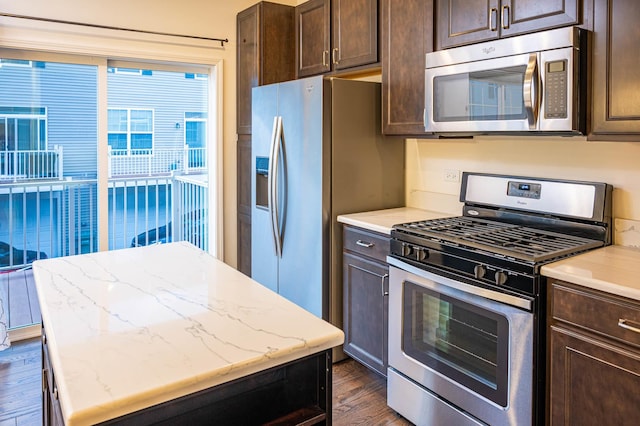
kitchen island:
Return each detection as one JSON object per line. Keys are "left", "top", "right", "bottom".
{"left": 33, "top": 242, "right": 344, "bottom": 425}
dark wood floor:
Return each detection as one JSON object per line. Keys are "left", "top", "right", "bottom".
{"left": 0, "top": 338, "right": 411, "bottom": 425}
{"left": 0, "top": 338, "right": 41, "bottom": 426}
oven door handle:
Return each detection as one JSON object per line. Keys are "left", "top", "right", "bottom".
{"left": 387, "top": 257, "right": 532, "bottom": 311}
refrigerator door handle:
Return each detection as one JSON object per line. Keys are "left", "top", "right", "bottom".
{"left": 267, "top": 116, "right": 280, "bottom": 256}
{"left": 271, "top": 116, "right": 284, "bottom": 258}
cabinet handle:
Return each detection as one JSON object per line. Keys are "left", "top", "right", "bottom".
{"left": 356, "top": 240, "right": 374, "bottom": 248}
{"left": 502, "top": 5, "right": 510, "bottom": 29}
{"left": 322, "top": 50, "right": 329, "bottom": 67}
{"left": 618, "top": 318, "right": 640, "bottom": 334}
{"left": 381, "top": 273, "right": 389, "bottom": 297}
{"left": 332, "top": 47, "right": 339, "bottom": 65}
{"left": 490, "top": 8, "right": 498, "bottom": 31}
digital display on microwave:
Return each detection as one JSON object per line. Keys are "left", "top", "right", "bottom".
{"left": 547, "top": 61, "right": 565, "bottom": 73}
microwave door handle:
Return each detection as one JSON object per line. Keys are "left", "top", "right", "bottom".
{"left": 523, "top": 53, "right": 540, "bottom": 130}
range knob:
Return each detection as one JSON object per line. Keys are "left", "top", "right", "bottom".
{"left": 415, "top": 248, "right": 428, "bottom": 261}
{"left": 401, "top": 243, "right": 413, "bottom": 257}
{"left": 473, "top": 265, "right": 486, "bottom": 279}
{"left": 494, "top": 271, "right": 508, "bottom": 286}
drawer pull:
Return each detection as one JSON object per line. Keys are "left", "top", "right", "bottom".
{"left": 356, "top": 240, "right": 374, "bottom": 248}
{"left": 618, "top": 318, "right": 640, "bottom": 334}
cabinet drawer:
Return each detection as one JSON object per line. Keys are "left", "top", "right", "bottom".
{"left": 343, "top": 226, "right": 390, "bottom": 263}
{"left": 551, "top": 281, "right": 640, "bottom": 348}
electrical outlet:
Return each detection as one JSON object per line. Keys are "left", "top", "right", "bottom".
{"left": 444, "top": 169, "right": 461, "bottom": 183}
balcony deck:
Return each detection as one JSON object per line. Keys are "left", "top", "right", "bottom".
{"left": 0, "top": 268, "right": 41, "bottom": 338}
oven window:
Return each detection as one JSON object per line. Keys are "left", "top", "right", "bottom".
{"left": 433, "top": 65, "right": 527, "bottom": 122}
{"left": 402, "top": 280, "right": 509, "bottom": 407}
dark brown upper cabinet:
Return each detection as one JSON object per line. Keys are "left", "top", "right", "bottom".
{"left": 589, "top": 0, "right": 640, "bottom": 141}
{"left": 435, "top": 0, "right": 580, "bottom": 50}
{"left": 295, "top": 0, "right": 379, "bottom": 78}
{"left": 381, "top": 0, "right": 434, "bottom": 136}
{"left": 236, "top": 2, "right": 295, "bottom": 135}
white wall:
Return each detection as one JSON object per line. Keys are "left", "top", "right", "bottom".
{"left": 0, "top": 0, "right": 297, "bottom": 267}
{"left": 406, "top": 135, "right": 640, "bottom": 245}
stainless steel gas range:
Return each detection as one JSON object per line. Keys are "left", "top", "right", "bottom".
{"left": 386, "top": 172, "right": 612, "bottom": 426}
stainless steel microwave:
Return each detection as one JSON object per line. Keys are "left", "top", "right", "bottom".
{"left": 424, "top": 27, "right": 587, "bottom": 135}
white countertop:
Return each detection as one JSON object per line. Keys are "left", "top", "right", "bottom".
{"left": 542, "top": 245, "right": 640, "bottom": 301}
{"left": 33, "top": 242, "right": 344, "bottom": 426}
{"left": 337, "top": 207, "right": 455, "bottom": 235}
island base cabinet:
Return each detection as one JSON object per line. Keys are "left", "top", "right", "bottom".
{"left": 43, "top": 328, "right": 333, "bottom": 426}
{"left": 42, "top": 331, "right": 64, "bottom": 426}
{"left": 549, "top": 326, "right": 640, "bottom": 425}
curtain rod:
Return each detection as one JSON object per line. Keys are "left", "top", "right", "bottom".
{"left": 0, "top": 13, "right": 229, "bottom": 46}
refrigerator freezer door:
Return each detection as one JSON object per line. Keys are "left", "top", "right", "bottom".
{"left": 275, "top": 76, "right": 326, "bottom": 319}
{"left": 251, "top": 83, "right": 279, "bottom": 293}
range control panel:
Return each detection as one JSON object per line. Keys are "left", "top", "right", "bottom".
{"left": 507, "top": 181, "right": 541, "bottom": 199}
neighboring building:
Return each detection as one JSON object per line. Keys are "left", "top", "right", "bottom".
{"left": 0, "top": 59, "right": 209, "bottom": 268}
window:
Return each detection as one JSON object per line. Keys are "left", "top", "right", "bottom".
{"left": 0, "top": 17, "right": 221, "bottom": 336}
{"left": 108, "top": 108, "right": 153, "bottom": 155}
{"left": 0, "top": 107, "right": 47, "bottom": 151}
{"left": 185, "top": 112, "right": 207, "bottom": 168}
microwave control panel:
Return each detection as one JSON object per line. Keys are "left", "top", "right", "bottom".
{"left": 544, "top": 60, "right": 568, "bottom": 119}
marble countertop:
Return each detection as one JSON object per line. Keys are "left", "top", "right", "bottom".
{"left": 33, "top": 242, "right": 344, "bottom": 426}
{"left": 337, "top": 207, "right": 456, "bottom": 235}
{"left": 542, "top": 245, "right": 640, "bottom": 301}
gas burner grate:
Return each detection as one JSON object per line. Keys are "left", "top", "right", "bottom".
{"left": 401, "top": 217, "right": 517, "bottom": 238}
{"left": 394, "top": 217, "right": 603, "bottom": 262}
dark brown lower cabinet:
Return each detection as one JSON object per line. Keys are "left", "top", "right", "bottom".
{"left": 342, "top": 225, "right": 390, "bottom": 377}
{"left": 42, "top": 331, "right": 64, "bottom": 426}
{"left": 548, "top": 281, "right": 640, "bottom": 425}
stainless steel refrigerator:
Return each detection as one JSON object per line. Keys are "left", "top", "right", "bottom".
{"left": 251, "top": 76, "right": 404, "bottom": 338}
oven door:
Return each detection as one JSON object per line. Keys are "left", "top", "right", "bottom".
{"left": 387, "top": 259, "right": 533, "bottom": 426}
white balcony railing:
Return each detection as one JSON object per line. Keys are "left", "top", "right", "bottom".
{"left": 0, "top": 146, "right": 63, "bottom": 182}
{"left": 1, "top": 173, "right": 209, "bottom": 270}
{"left": 108, "top": 146, "right": 206, "bottom": 177}
{"left": 0, "top": 146, "right": 206, "bottom": 182}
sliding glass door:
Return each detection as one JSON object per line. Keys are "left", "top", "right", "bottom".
{"left": 0, "top": 52, "right": 213, "bottom": 332}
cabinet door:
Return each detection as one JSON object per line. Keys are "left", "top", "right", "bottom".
{"left": 237, "top": 3, "right": 295, "bottom": 135}
{"left": 381, "top": 0, "right": 434, "bottom": 135}
{"left": 296, "top": 0, "right": 331, "bottom": 77}
{"left": 331, "top": 0, "right": 378, "bottom": 70}
{"left": 501, "top": 0, "right": 579, "bottom": 37}
{"left": 590, "top": 0, "right": 640, "bottom": 140}
{"left": 343, "top": 251, "right": 388, "bottom": 376}
{"left": 236, "top": 5, "right": 259, "bottom": 135}
{"left": 549, "top": 326, "right": 640, "bottom": 425}
{"left": 436, "top": 0, "right": 499, "bottom": 49}
{"left": 237, "top": 134, "right": 252, "bottom": 277}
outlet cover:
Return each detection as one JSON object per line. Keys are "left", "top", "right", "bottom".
{"left": 444, "top": 169, "right": 461, "bottom": 182}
